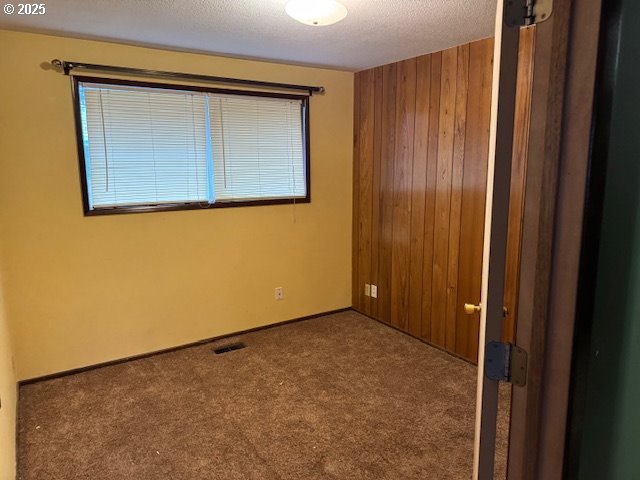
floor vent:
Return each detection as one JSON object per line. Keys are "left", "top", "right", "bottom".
{"left": 213, "top": 342, "right": 247, "bottom": 354}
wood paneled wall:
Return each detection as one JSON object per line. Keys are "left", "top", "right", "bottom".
{"left": 353, "top": 28, "right": 536, "bottom": 362}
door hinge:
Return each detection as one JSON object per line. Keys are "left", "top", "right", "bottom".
{"left": 505, "top": 0, "right": 553, "bottom": 27}
{"left": 484, "top": 341, "right": 528, "bottom": 386}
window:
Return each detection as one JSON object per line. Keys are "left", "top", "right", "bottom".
{"left": 73, "top": 77, "right": 310, "bottom": 214}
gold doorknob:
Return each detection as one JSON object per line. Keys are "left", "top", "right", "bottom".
{"left": 464, "top": 303, "right": 481, "bottom": 315}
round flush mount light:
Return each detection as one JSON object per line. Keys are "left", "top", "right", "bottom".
{"left": 285, "top": 0, "right": 348, "bottom": 26}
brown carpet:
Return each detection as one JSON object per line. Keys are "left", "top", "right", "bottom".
{"left": 17, "top": 311, "right": 509, "bottom": 480}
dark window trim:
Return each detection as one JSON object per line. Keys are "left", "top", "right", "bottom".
{"left": 71, "top": 75, "right": 311, "bottom": 216}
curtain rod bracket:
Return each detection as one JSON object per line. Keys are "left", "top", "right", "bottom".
{"left": 51, "top": 58, "right": 64, "bottom": 73}
{"left": 49, "top": 59, "right": 325, "bottom": 96}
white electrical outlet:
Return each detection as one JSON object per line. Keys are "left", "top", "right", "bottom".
{"left": 365, "top": 283, "right": 371, "bottom": 296}
{"left": 275, "top": 287, "right": 284, "bottom": 300}
{"left": 371, "top": 285, "right": 378, "bottom": 298}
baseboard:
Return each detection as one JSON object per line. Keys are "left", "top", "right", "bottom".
{"left": 349, "top": 307, "right": 478, "bottom": 366}
{"left": 13, "top": 380, "right": 19, "bottom": 480}
{"left": 19, "top": 307, "right": 351, "bottom": 386}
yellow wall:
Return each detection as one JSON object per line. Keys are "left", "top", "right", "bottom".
{"left": 0, "top": 30, "right": 354, "bottom": 380}
{"left": 0, "top": 256, "right": 17, "bottom": 480}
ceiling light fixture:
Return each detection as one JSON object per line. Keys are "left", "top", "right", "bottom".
{"left": 285, "top": 0, "right": 348, "bottom": 27}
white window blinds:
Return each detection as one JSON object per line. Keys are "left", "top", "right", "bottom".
{"left": 77, "top": 80, "right": 308, "bottom": 212}
{"left": 80, "top": 83, "right": 210, "bottom": 209}
{"left": 209, "top": 94, "right": 306, "bottom": 201}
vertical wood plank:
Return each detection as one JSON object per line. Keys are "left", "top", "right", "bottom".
{"left": 352, "top": 73, "right": 361, "bottom": 310}
{"left": 370, "top": 67, "right": 384, "bottom": 319}
{"left": 358, "top": 69, "right": 375, "bottom": 316}
{"left": 378, "top": 64, "right": 397, "bottom": 324}
{"left": 503, "top": 26, "right": 536, "bottom": 343}
{"left": 445, "top": 43, "right": 470, "bottom": 352}
{"left": 407, "top": 54, "right": 431, "bottom": 337}
{"left": 390, "top": 58, "right": 417, "bottom": 330}
{"left": 455, "top": 38, "right": 494, "bottom": 362}
{"left": 421, "top": 51, "right": 442, "bottom": 341}
{"left": 430, "top": 46, "right": 458, "bottom": 348}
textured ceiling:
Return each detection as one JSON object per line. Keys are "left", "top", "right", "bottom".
{"left": 0, "top": 0, "right": 497, "bottom": 71}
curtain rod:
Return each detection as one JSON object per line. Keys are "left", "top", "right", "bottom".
{"left": 50, "top": 59, "right": 325, "bottom": 96}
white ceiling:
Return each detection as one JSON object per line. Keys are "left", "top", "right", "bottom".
{"left": 0, "top": 0, "right": 497, "bottom": 71}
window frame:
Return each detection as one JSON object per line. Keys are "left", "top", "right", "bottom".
{"left": 71, "top": 76, "right": 311, "bottom": 216}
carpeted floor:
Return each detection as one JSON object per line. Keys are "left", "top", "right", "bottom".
{"left": 17, "top": 311, "right": 509, "bottom": 480}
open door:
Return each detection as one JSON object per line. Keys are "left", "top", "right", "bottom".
{"left": 472, "top": 0, "right": 549, "bottom": 478}
{"left": 474, "top": 0, "right": 604, "bottom": 476}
